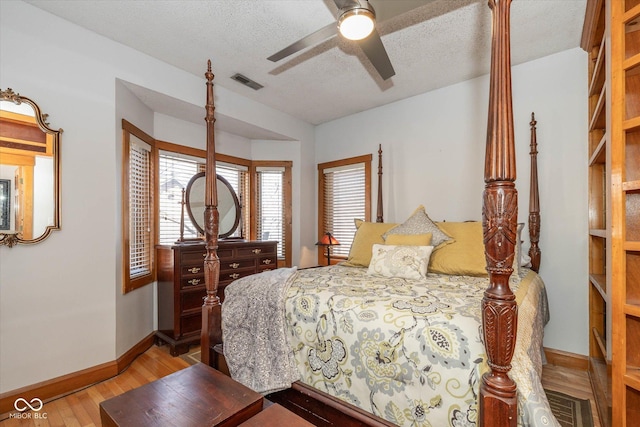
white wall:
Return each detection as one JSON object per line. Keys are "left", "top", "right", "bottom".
{"left": 316, "top": 48, "right": 589, "bottom": 355}
{"left": 0, "top": 0, "right": 315, "bottom": 393}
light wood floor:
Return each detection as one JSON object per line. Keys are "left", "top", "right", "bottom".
{"left": 0, "top": 345, "right": 601, "bottom": 427}
{"left": 0, "top": 345, "right": 190, "bottom": 426}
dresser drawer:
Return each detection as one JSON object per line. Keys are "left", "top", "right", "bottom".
{"left": 258, "top": 256, "right": 276, "bottom": 268}
{"left": 217, "top": 248, "right": 234, "bottom": 259}
{"left": 219, "top": 268, "right": 256, "bottom": 283}
{"left": 181, "top": 276, "right": 205, "bottom": 289}
{"left": 181, "top": 249, "right": 206, "bottom": 265}
{"left": 180, "top": 264, "right": 204, "bottom": 276}
{"left": 180, "top": 312, "right": 202, "bottom": 336}
{"left": 236, "top": 244, "right": 276, "bottom": 258}
{"left": 181, "top": 288, "right": 206, "bottom": 312}
{"left": 220, "top": 258, "right": 256, "bottom": 272}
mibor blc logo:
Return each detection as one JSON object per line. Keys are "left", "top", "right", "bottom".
{"left": 10, "top": 397, "right": 48, "bottom": 419}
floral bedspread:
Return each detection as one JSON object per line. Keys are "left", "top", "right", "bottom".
{"left": 283, "top": 265, "right": 559, "bottom": 427}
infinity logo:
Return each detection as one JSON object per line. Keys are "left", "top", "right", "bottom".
{"left": 14, "top": 397, "right": 43, "bottom": 412}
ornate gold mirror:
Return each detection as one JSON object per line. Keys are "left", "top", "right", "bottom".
{"left": 185, "top": 172, "right": 241, "bottom": 239}
{"left": 0, "top": 88, "right": 62, "bottom": 247}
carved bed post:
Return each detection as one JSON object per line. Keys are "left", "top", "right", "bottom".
{"left": 376, "top": 144, "right": 383, "bottom": 223}
{"left": 528, "top": 113, "right": 541, "bottom": 272}
{"left": 200, "top": 60, "right": 222, "bottom": 366}
{"left": 480, "top": 0, "right": 518, "bottom": 426}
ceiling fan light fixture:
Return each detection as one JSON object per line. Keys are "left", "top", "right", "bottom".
{"left": 338, "top": 7, "right": 375, "bottom": 41}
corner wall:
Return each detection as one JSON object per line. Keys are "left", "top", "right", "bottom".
{"left": 0, "top": 0, "right": 315, "bottom": 393}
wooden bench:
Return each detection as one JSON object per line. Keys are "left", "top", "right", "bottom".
{"left": 239, "top": 404, "right": 315, "bottom": 426}
{"left": 100, "top": 363, "right": 262, "bottom": 426}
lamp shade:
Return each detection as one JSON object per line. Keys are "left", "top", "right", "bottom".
{"left": 316, "top": 232, "right": 340, "bottom": 246}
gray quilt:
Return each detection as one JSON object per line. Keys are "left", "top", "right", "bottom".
{"left": 221, "top": 266, "right": 300, "bottom": 394}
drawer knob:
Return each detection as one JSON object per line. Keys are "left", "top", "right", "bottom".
{"left": 230, "top": 273, "right": 240, "bottom": 279}
{"left": 188, "top": 278, "right": 201, "bottom": 286}
{"left": 262, "top": 259, "right": 272, "bottom": 265}
{"left": 188, "top": 267, "right": 201, "bottom": 274}
{"left": 229, "top": 262, "right": 240, "bottom": 269}
{"left": 252, "top": 248, "right": 262, "bottom": 254}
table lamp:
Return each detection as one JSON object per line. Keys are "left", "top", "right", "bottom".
{"left": 316, "top": 232, "right": 340, "bottom": 266}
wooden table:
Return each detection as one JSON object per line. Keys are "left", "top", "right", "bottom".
{"left": 239, "top": 403, "right": 315, "bottom": 426}
{"left": 99, "top": 363, "right": 262, "bottom": 427}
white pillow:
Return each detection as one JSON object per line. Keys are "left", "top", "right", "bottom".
{"left": 367, "top": 244, "right": 434, "bottom": 280}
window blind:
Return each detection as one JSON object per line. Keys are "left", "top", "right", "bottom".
{"left": 323, "top": 164, "right": 365, "bottom": 256}
{"left": 158, "top": 153, "right": 202, "bottom": 244}
{"left": 256, "top": 168, "right": 284, "bottom": 258}
{"left": 129, "top": 141, "right": 152, "bottom": 279}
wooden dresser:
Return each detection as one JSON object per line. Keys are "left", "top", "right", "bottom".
{"left": 156, "top": 239, "right": 278, "bottom": 355}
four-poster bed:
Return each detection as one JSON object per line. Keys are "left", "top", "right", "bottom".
{"left": 199, "top": 1, "right": 551, "bottom": 426}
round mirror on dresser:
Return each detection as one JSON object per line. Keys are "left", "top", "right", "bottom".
{"left": 0, "top": 88, "right": 62, "bottom": 247}
{"left": 185, "top": 171, "right": 241, "bottom": 239}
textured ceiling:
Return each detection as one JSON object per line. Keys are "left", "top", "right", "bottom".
{"left": 24, "top": 0, "right": 587, "bottom": 127}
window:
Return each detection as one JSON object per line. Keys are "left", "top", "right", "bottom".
{"left": 318, "top": 155, "right": 371, "bottom": 263}
{"left": 122, "top": 119, "right": 294, "bottom": 290}
{"left": 122, "top": 120, "right": 155, "bottom": 293}
{"left": 252, "top": 161, "right": 292, "bottom": 267}
{"left": 216, "top": 160, "right": 248, "bottom": 239}
{"left": 158, "top": 152, "right": 203, "bottom": 244}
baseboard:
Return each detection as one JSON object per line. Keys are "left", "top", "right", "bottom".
{"left": 116, "top": 332, "right": 156, "bottom": 372}
{"left": 0, "top": 332, "right": 155, "bottom": 416}
{"left": 544, "top": 347, "right": 589, "bottom": 371}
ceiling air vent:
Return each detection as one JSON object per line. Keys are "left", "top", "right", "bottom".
{"left": 230, "top": 73, "right": 264, "bottom": 91}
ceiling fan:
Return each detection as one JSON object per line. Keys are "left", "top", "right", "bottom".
{"left": 267, "top": 0, "right": 428, "bottom": 81}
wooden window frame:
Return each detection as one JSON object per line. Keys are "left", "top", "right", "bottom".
{"left": 318, "top": 154, "right": 372, "bottom": 266}
{"left": 122, "top": 120, "right": 156, "bottom": 293}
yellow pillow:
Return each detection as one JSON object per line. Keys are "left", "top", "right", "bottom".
{"left": 384, "top": 233, "right": 432, "bottom": 246}
{"left": 428, "top": 221, "right": 487, "bottom": 276}
{"left": 343, "top": 220, "right": 398, "bottom": 267}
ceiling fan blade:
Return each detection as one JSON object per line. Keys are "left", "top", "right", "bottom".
{"left": 267, "top": 22, "right": 337, "bottom": 62}
{"left": 358, "top": 29, "right": 395, "bottom": 80}
{"left": 371, "top": 0, "right": 431, "bottom": 23}
{"left": 333, "top": 0, "right": 360, "bottom": 9}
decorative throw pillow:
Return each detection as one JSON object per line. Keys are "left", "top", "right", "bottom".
{"left": 382, "top": 205, "right": 452, "bottom": 248}
{"left": 367, "top": 244, "right": 434, "bottom": 280}
{"left": 428, "top": 221, "right": 488, "bottom": 276}
{"left": 342, "top": 220, "right": 398, "bottom": 267}
{"left": 384, "top": 233, "right": 432, "bottom": 246}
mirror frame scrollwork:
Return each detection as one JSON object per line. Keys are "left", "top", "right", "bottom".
{"left": 0, "top": 88, "right": 62, "bottom": 247}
